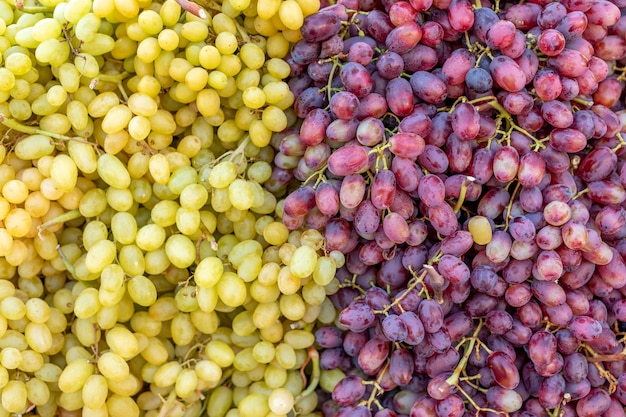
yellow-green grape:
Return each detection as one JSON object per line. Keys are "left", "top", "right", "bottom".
{"left": 205, "top": 339, "right": 235, "bottom": 368}
{"left": 288, "top": 245, "right": 317, "bottom": 279}
{"left": 82, "top": 374, "right": 108, "bottom": 409}
{"left": 1, "top": 379, "right": 27, "bottom": 413}
{"left": 268, "top": 387, "right": 295, "bottom": 415}
{"left": 238, "top": 393, "right": 270, "bottom": 417}
{"left": 85, "top": 239, "right": 116, "bottom": 274}
{"left": 127, "top": 275, "right": 157, "bottom": 307}
{"left": 216, "top": 271, "right": 247, "bottom": 307}
{"left": 98, "top": 351, "right": 130, "bottom": 382}
{"left": 312, "top": 256, "right": 336, "bottom": 286}
{"left": 58, "top": 359, "right": 95, "bottom": 393}
{"left": 468, "top": 215, "right": 493, "bottom": 245}
{"left": 207, "top": 386, "right": 233, "bottom": 417}
{"left": 275, "top": 343, "right": 297, "bottom": 369}
{"left": 194, "top": 256, "right": 224, "bottom": 288}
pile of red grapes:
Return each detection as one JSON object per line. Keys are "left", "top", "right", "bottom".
{"left": 274, "top": 0, "right": 626, "bottom": 415}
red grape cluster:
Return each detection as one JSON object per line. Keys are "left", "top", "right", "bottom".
{"left": 275, "top": 0, "right": 626, "bottom": 415}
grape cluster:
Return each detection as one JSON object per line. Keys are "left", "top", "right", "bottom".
{"left": 0, "top": 0, "right": 354, "bottom": 415}
{"left": 278, "top": 0, "right": 626, "bottom": 416}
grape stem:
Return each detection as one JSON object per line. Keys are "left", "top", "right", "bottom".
{"left": 503, "top": 181, "right": 521, "bottom": 231}
{"left": 445, "top": 320, "right": 484, "bottom": 388}
{"left": 56, "top": 244, "right": 77, "bottom": 279}
{"left": 38, "top": 209, "right": 82, "bottom": 234}
{"left": 174, "top": 0, "right": 208, "bottom": 19}
{"left": 294, "top": 346, "right": 320, "bottom": 402}
{"left": 423, "top": 265, "right": 444, "bottom": 304}
{"left": 89, "top": 72, "right": 130, "bottom": 90}
{"left": 612, "top": 132, "right": 626, "bottom": 153}
{"left": 453, "top": 176, "right": 476, "bottom": 214}
{"left": 157, "top": 391, "right": 178, "bottom": 417}
{"left": 0, "top": 114, "right": 98, "bottom": 148}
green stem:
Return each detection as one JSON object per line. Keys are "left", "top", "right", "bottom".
{"left": 446, "top": 320, "right": 484, "bottom": 387}
{"left": 453, "top": 176, "right": 475, "bottom": 214}
{"left": 294, "top": 347, "right": 320, "bottom": 402}
{"left": 38, "top": 209, "right": 82, "bottom": 232}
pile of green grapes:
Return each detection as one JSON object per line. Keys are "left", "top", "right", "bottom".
{"left": 0, "top": 0, "right": 339, "bottom": 415}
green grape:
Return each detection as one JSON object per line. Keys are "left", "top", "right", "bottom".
{"left": 268, "top": 388, "right": 294, "bottom": 415}
{"left": 98, "top": 351, "right": 130, "bottom": 382}
{"left": 238, "top": 393, "right": 270, "bottom": 417}
{"left": 127, "top": 275, "right": 157, "bottom": 307}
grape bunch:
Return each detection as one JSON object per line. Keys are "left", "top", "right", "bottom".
{"left": 277, "top": 0, "right": 626, "bottom": 415}
{"left": 0, "top": 0, "right": 358, "bottom": 415}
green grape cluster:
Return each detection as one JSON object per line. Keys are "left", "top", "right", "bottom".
{"left": 0, "top": 0, "right": 333, "bottom": 414}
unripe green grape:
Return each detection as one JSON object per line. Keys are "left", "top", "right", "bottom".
{"left": 148, "top": 153, "right": 170, "bottom": 184}
{"left": 96, "top": 153, "right": 131, "bottom": 189}
{"left": 97, "top": 351, "right": 130, "bottom": 383}
{"left": 195, "top": 285, "right": 218, "bottom": 313}
{"left": 158, "top": 29, "right": 179, "bottom": 51}
{"left": 24, "top": 376, "right": 50, "bottom": 406}
{"left": 216, "top": 271, "right": 247, "bottom": 307}
{"left": 137, "top": 10, "right": 163, "bottom": 35}
{"left": 227, "top": 178, "right": 255, "bottom": 211}
{"left": 4, "top": 52, "right": 30, "bottom": 78}
{"left": 88, "top": 91, "right": 119, "bottom": 118}
{"left": 237, "top": 393, "right": 269, "bottom": 417}
{"left": 84, "top": 239, "right": 116, "bottom": 274}
{"left": 73, "top": 287, "right": 101, "bottom": 319}
{"left": 172, "top": 368, "right": 197, "bottom": 399}
{"left": 252, "top": 301, "right": 280, "bottom": 330}
{"left": 0, "top": 295, "right": 25, "bottom": 320}
{"left": 199, "top": 45, "right": 221, "bottom": 70}
{"left": 118, "top": 245, "right": 145, "bottom": 276}
{"left": 268, "top": 388, "right": 294, "bottom": 415}
{"left": 58, "top": 359, "right": 95, "bottom": 393}
{"left": 207, "top": 386, "right": 233, "bottom": 417}
{"left": 74, "top": 53, "right": 100, "bottom": 78}
{"left": 150, "top": 200, "right": 178, "bottom": 227}
{"left": 205, "top": 339, "right": 235, "bottom": 368}
{"left": 97, "top": 304, "right": 120, "bottom": 329}
{"left": 136, "top": 37, "right": 161, "bottom": 63}
{"left": 135, "top": 223, "right": 166, "bottom": 251}
{"left": 0, "top": 346, "right": 21, "bottom": 369}
{"left": 237, "top": 254, "right": 263, "bottom": 282}
{"left": 107, "top": 395, "right": 140, "bottom": 417}
{"left": 82, "top": 374, "right": 108, "bottom": 409}
{"left": 194, "top": 359, "right": 221, "bottom": 385}
{"left": 168, "top": 165, "right": 198, "bottom": 195}
{"left": 127, "top": 275, "right": 157, "bottom": 307}
{"left": 74, "top": 13, "right": 101, "bottom": 42}
{"left": 140, "top": 337, "right": 168, "bottom": 366}
{"left": 32, "top": 18, "right": 63, "bottom": 41}
{"left": 164, "top": 234, "right": 196, "bottom": 268}
{"left": 1, "top": 379, "right": 27, "bottom": 413}
{"left": 127, "top": 92, "right": 158, "bottom": 117}
{"left": 289, "top": 245, "right": 317, "bottom": 279}
{"left": 175, "top": 206, "right": 200, "bottom": 235}
{"left": 279, "top": 293, "right": 306, "bottom": 321}
{"left": 171, "top": 312, "right": 194, "bottom": 345}
{"left": 112, "top": 0, "right": 138, "bottom": 17}
{"left": 174, "top": 285, "right": 198, "bottom": 313}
